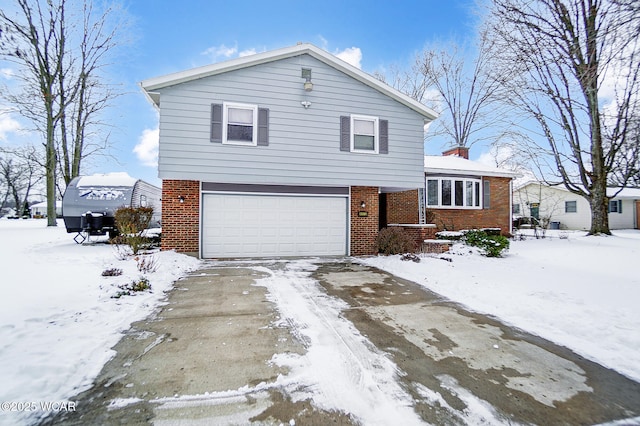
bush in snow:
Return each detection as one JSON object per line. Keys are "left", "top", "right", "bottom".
{"left": 112, "top": 277, "right": 151, "bottom": 298}
{"left": 377, "top": 227, "right": 417, "bottom": 255}
{"left": 136, "top": 254, "right": 158, "bottom": 273}
{"left": 462, "top": 229, "right": 509, "bottom": 258}
{"left": 101, "top": 267, "right": 123, "bottom": 277}
{"left": 113, "top": 206, "right": 155, "bottom": 255}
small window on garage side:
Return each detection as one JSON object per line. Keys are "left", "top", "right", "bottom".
{"left": 140, "top": 195, "right": 147, "bottom": 207}
{"left": 565, "top": 200, "right": 577, "bottom": 213}
{"left": 223, "top": 102, "right": 258, "bottom": 145}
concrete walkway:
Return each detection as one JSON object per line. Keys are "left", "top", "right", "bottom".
{"left": 43, "top": 260, "right": 640, "bottom": 425}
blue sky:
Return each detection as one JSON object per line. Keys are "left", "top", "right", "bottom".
{"left": 1, "top": 0, "right": 482, "bottom": 187}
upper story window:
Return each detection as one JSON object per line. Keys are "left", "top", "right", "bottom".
{"left": 223, "top": 102, "right": 258, "bottom": 145}
{"left": 211, "top": 103, "right": 269, "bottom": 146}
{"left": 351, "top": 115, "right": 379, "bottom": 152}
{"left": 426, "top": 177, "right": 482, "bottom": 209}
{"left": 340, "top": 115, "right": 388, "bottom": 154}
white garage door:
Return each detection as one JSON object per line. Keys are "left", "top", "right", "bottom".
{"left": 202, "top": 193, "right": 348, "bottom": 258}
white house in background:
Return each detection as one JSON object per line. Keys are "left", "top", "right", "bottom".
{"left": 29, "top": 201, "right": 62, "bottom": 218}
{"left": 513, "top": 182, "right": 640, "bottom": 230}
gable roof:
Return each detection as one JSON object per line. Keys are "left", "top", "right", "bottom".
{"left": 424, "top": 155, "right": 520, "bottom": 178}
{"left": 139, "top": 43, "right": 438, "bottom": 123}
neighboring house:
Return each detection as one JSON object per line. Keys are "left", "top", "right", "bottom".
{"left": 385, "top": 147, "right": 520, "bottom": 240}
{"left": 513, "top": 182, "right": 640, "bottom": 230}
{"left": 29, "top": 201, "right": 62, "bottom": 218}
{"left": 140, "top": 43, "right": 437, "bottom": 258}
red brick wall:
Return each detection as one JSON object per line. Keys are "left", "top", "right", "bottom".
{"left": 161, "top": 180, "right": 200, "bottom": 254}
{"left": 350, "top": 186, "right": 379, "bottom": 256}
{"left": 387, "top": 177, "right": 513, "bottom": 236}
{"left": 386, "top": 190, "right": 420, "bottom": 224}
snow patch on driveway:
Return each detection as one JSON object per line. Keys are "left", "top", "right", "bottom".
{"left": 252, "top": 259, "right": 424, "bottom": 425}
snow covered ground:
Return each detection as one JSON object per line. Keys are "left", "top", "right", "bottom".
{"left": 0, "top": 219, "right": 201, "bottom": 425}
{"left": 0, "top": 218, "right": 638, "bottom": 425}
{"left": 362, "top": 229, "right": 640, "bottom": 384}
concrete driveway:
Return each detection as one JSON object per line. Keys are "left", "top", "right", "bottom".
{"left": 43, "top": 259, "right": 640, "bottom": 425}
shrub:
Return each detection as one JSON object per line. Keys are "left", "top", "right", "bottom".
{"left": 114, "top": 206, "right": 154, "bottom": 255}
{"left": 112, "top": 277, "right": 151, "bottom": 298}
{"left": 462, "top": 229, "right": 509, "bottom": 257}
{"left": 101, "top": 267, "right": 123, "bottom": 277}
{"left": 136, "top": 255, "right": 158, "bottom": 273}
{"left": 377, "top": 227, "right": 417, "bottom": 255}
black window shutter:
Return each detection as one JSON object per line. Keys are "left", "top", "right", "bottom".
{"left": 211, "top": 103, "right": 223, "bottom": 143}
{"left": 618, "top": 200, "right": 622, "bottom": 214}
{"left": 379, "top": 119, "right": 388, "bottom": 154}
{"left": 340, "top": 116, "right": 350, "bottom": 151}
{"left": 483, "top": 179, "right": 491, "bottom": 209}
{"left": 257, "top": 108, "right": 269, "bottom": 146}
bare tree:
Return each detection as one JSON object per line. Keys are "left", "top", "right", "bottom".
{"left": 377, "top": 31, "right": 504, "bottom": 149}
{"left": 486, "top": 0, "right": 640, "bottom": 235}
{"left": 0, "top": 0, "right": 127, "bottom": 226}
{"left": 0, "top": 146, "right": 43, "bottom": 217}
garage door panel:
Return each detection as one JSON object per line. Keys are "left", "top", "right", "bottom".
{"left": 202, "top": 194, "right": 347, "bottom": 258}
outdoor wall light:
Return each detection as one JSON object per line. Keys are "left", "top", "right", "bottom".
{"left": 301, "top": 100, "right": 312, "bottom": 109}
{"left": 304, "top": 78, "right": 314, "bottom": 92}
{"left": 360, "top": 201, "right": 366, "bottom": 209}
{"left": 178, "top": 196, "right": 185, "bottom": 203}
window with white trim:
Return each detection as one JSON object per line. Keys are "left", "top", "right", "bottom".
{"left": 351, "top": 115, "right": 379, "bottom": 153}
{"left": 565, "top": 200, "right": 577, "bottom": 213}
{"left": 223, "top": 102, "right": 258, "bottom": 145}
{"left": 426, "top": 177, "right": 482, "bottom": 209}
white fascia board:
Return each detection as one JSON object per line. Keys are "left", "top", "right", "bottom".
{"left": 139, "top": 43, "right": 438, "bottom": 122}
{"left": 425, "top": 167, "right": 519, "bottom": 178}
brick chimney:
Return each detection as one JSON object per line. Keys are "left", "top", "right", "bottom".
{"left": 442, "top": 146, "right": 469, "bottom": 159}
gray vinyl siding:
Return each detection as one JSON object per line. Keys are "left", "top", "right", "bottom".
{"left": 155, "top": 54, "right": 426, "bottom": 189}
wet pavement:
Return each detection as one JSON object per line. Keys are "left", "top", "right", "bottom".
{"left": 42, "top": 259, "right": 640, "bottom": 425}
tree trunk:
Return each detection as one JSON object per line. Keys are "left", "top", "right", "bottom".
{"left": 46, "top": 117, "right": 57, "bottom": 226}
{"left": 589, "top": 181, "right": 610, "bottom": 235}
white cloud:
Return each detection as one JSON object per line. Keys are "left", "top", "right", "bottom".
{"left": 334, "top": 47, "right": 362, "bottom": 69}
{"left": 201, "top": 43, "right": 238, "bottom": 61}
{"left": 133, "top": 128, "right": 159, "bottom": 167}
{"left": 0, "top": 108, "right": 22, "bottom": 141}
{"left": 238, "top": 48, "right": 257, "bottom": 57}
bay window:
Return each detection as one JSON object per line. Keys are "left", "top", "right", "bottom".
{"left": 426, "top": 177, "right": 482, "bottom": 209}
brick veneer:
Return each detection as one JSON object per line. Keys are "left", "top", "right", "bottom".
{"left": 161, "top": 180, "right": 200, "bottom": 255}
{"left": 386, "top": 191, "right": 421, "bottom": 224}
{"left": 350, "top": 186, "right": 379, "bottom": 256}
{"left": 385, "top": 177, "right": 513, "bottom": 236}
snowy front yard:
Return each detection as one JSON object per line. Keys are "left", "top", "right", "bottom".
{"left": 0, "top": 219, "right": 638, "bottom": 425}
{"left": 0, "top": 219, "right": 201, "bottom": 425}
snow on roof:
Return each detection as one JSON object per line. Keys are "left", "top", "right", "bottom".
{"left": 76, "top": 172, "right": 138, "bottom": 187}
{"left": 608, "top": 187, "right": 640, "bottom": 199}
{"left": 30, "top": 201, "right": 62, "bottom": 208}
{"left": 424, "top": 155, "right": 520, "bottom": 178}
{"left": 515, "top": 181, "right": 640, "bottom": 199}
